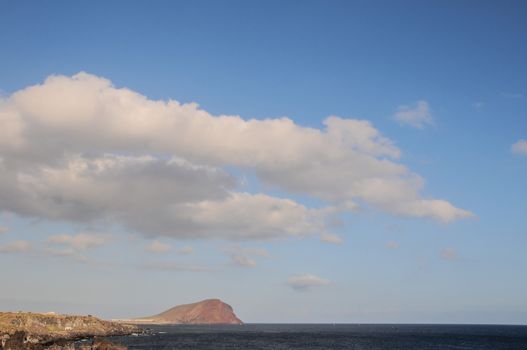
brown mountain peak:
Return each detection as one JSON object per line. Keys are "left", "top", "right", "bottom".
{"left": 138, "top": 299, "right": 243, "bottom": 325}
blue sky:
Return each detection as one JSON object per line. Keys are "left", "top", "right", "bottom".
{"left": 0, "top": 0, "right": 526, "bottom": 324}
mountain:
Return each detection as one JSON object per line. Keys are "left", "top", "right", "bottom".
{"left": 135, "top": 299, "right": 243, "bottom": 325}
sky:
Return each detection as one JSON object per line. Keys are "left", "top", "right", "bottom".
{"left": 0, "top": 0, "right": 526, "bottom": 324}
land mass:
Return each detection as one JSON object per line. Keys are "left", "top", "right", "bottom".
{"left": 0, "top": 299, "right": 242, "bottom": 348}
{"left": 126, "top": 299, "right": 243, "bottom": 325}
{"left": 0, "top": 312, "right": 138, "bottom": 349}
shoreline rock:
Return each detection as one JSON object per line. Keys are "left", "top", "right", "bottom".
{"left": 0, "top": 312, "right": 137, "bottom": 350}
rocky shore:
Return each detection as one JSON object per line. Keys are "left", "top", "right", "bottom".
{"left": 0, "top": 312, "right": 138, "bottom": 350}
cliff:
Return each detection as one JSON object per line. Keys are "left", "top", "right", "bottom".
{"left": 0, "top": 312, "right": 137, "bottom": 349}
{"left": 134, "top": 299, "right": 243, "bottom": 325}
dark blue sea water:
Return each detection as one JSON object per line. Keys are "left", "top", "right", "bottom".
{"left": 108, "top": 324, "right": 527, "bottom": 350}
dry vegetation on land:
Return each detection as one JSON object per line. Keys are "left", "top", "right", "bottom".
{"left": 0, "top": 312, "right": 137, "bottom": 349}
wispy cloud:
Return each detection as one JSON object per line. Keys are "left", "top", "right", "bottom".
{"left": 145, "top": 240, "right": 171, "bottom": 253}
{"left": 320, "top": 233, "right": 343, "bottom": 245}
{"left": 287, "top": 273, "right": 331, "bottom": 291}
{"left": 501, "top": 92, "right": 524, "bottom": 99}
{"left": 141, "top": 261, "right": 210, "bottom": 272}
{"left": 0, "top": 240, "right": 31, "bottom": 253}
{"left": 440, "top": 247, "right": 458, "bottom": 261}
{"left": 385, "top": 241, "right": 400, "bottom": 249}
{"left": 41, "top": 232, "right": 111, "bottom": 264}
{"left": 0, "top": 226, "right": 8, "bottom": 234}
{"left": 230, "top": 254, "right": 256, "bottom": 268}
{"left": 0, "top": 237, "right": 94, "bottom": 263}
{"left": 511, "top": 139, "right": 527, "bottom": 156}
{"left": 47, "top": 233, "right": 110, "bottom": 250}
{"left": 42, "top": 247, "right": 88, "bottom": 263}
{"left": 393, "top": 100, "right": 434, "bottom": 129}
{"left": 225, "top": 245, "right": 270, "bottom": 268}
{"left": 177, "top": 246, "right": 194, "bottom": 255}
{"left": 472, "top": 101, "right": 484, "bottom": 109}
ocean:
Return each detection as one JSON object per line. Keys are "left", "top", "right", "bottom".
{"left": 107, "top": 324, "right": 527, "bottom": 349}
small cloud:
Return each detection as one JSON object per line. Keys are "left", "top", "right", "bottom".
{"left": 0, "top": 226, "right": 8, "bottom": 234}
{"left": 440, "top": 247, "right": 457, "bottom": 261}
{"left": 224, "top": 245, "right": 270, "bottom": 268}
{"left": 230, "top": 254, "right": 256, "bottom": 268}
{"left": 177, "top": 246, "right": 194, "bottom": 255}
{"left": 145, "top": 240, "right": 172, "bottom": 253}
{"left": 393, "top": 100, "right": 434, "bottom": 129}
{"left": 320, "top": 233, "right": 343, "bottom": 245}
{"left": 42, "top": 247, "right": 88, "bottom": 263}
{"left": 287, "top": 273, "right": 331, "bottom": 291}
{"left": 0, "top": 240, "right": 31, "bottom": 253}
{"left": 472, "top": 101, "right": 484, "bottom": 109}
{"left": 43, "top": 232, "right": 110, "bottom": 263}
{"left": 47, "top": 233, "right": 110, "bottom": 250}
{"left": 501, "top": 92, "right": 524, "bottom": 99}
{"left": 511, "top": 139, "right": 527, "bottom": 156}
{"left": 385, "top": 241, "right": 399, "bottom": 249}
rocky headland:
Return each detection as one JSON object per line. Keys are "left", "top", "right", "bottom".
{"left": 127, "top": 299, "right": 243, "bottom": 325}
{"left": 0, "top": 312, "right": 138, "bottom": 350}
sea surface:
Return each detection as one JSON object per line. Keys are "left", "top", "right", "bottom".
{"left": 107, "top": 324, "right": 527, "bottom": 350}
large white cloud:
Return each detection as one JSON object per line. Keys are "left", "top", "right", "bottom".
{"left": 0, "top": 73, "right": 471, "bottom": 240}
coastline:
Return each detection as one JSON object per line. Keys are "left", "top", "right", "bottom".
{"left": 0, "top": 312, "right": 139, "bottom": 349}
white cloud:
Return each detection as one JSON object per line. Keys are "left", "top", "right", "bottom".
{"left": 0, "top": 240, "right": 30, "bottom": 253}
{"left": 47, "top": 233, "right": 110, "bottom": 250}
{"left": 145, "top": 240, "right": 171, "bottom": 253}
{"left": 172, "top": 193, "right": 329, "bottom": 240}
{"left": 440, "top": 247, "right": 457, "bottom": 261}
{"left": 511, "top": 139, "right": 527, "bottom": 156}
{"left": 320, "top": 233, "right": 343, "bottom": 245}
{"left": 0, "top": 73, "right": 471, "bottom": 241}
{"left": 385, "top": 241, "right": 399, "bottom": 249}
{"left": 393, "top": 100, "right": 434, "bottom": 128}
{"left": 0, "top": 226, "right": 8, "bottom": 234}
{"left": 0, "top": 153, "right": 326, "bottom": 239}
{"left": 287, "top": 273, "right": 331, "bottom": 291}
